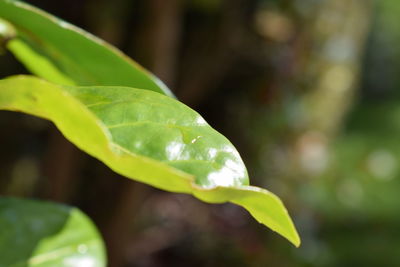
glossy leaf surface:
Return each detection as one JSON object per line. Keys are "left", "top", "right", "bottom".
{"left": 0, "top": 75, "right": 300, "bottom": 246}
{"left": 0, "top": 0, "right": 173, "bottom": 97}
{"left": 0, "top": 197, "right": 106, "bottom": 266}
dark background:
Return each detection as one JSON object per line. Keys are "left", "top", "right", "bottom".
{"left": 2, "top": 0, "right": 400, "bottom": 266}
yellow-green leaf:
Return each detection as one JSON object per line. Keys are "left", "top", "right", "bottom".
{"left": 0, "top": 75, "right": 300, "bottom": 246}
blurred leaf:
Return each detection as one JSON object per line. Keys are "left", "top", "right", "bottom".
{"left": 0, "top": 75, "right": 300, "bottom": 246}
{"left": 0, "top": 0, "right": 173, "bottom": 97}
{"left": 0, "top": 197, "right": 106, "bottom": 266}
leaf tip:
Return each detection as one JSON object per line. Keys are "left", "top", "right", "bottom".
{"left": 290, "top": 231, "right": 301, "bottom": 248}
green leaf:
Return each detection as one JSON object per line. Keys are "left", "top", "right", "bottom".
{"left": 0, "top": 197, "right": 106, "bottom": 266}
{"left": 0, "top": 0, "right": 173, "bottom": 97}
{"left": 0, "top": 75, "right": 300, "bottom": 246}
